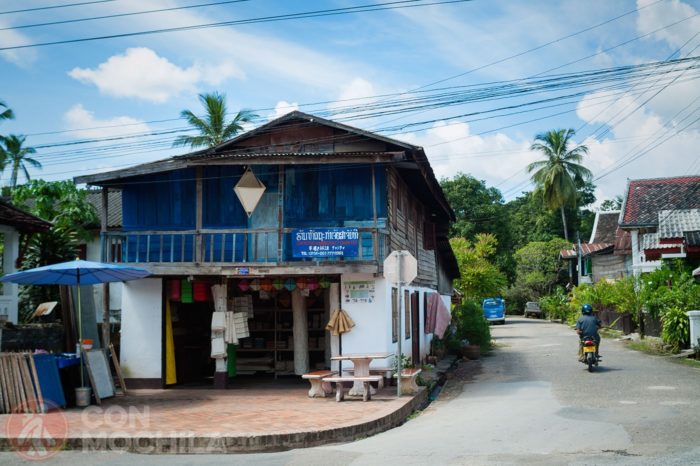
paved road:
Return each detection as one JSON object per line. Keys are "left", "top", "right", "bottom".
{"left": 4, "top": 317, "right": 699, "bottom": 465}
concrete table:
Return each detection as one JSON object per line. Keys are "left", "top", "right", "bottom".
{"left": 331, "top": 352, "right": 393, "bottom": 396}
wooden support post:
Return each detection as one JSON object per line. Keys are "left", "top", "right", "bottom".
{"left": 292, "top": 288, "right": 309, "bottom": 375}
{"left": 195, "top": 167, "right": 203, "bottom": 263}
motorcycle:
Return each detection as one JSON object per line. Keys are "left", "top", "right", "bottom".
{"left": 580, "top": 336, "right": 599, "bottom": 372}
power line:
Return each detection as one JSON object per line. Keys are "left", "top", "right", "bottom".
{"left": 0, "top": 0, "right": 472, "bottom": 51}
{"left": 0, "top": 0, "right": 251, "bottom": 32}
{"left": 0, "top": 0, "right": 115, "bottom": 16}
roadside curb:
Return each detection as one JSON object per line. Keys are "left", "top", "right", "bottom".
{"left": 0, "top": 389, "right": 428, "bottom": 454}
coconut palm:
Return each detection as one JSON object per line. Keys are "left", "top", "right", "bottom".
{"left": 527, "top": 129, "right": 591, "bottom": 241}
{"left": 172, "top": 92, "right": 258, "bottom": 149}
{"left": 2, "top": 134, "right": 41, "bottom": 188}
{"left": 0, "top": 99, "right": 14, "bottom": 123}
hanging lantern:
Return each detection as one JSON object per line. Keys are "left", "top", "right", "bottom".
{"left": 169, "top": 279, "right": 181, "bottom": 301}
{"left": 238, "top": 279, "right": 250, "bottom": 292}
{"left": 260, "top": 278, "right": 273, "bottom": 292}
{"left": 193, "top": 281, "right": 208, "bottom": 302}
{"left": 296, "top": 277, "right": 307, "bottom": 290}
{"left": 273, "top": 278, "right": 285, "bottom": 290}
{"left": 284, "top": 277, "right": 296, "bottom": 291}
{"left": 181, "top": 279, "right": 193, "bottom": 303}
{"left": 249, "top": 278, "right": 261, "bottom": 291}
{"left": 319, "top": 276, "right": 331, "bottom": 289}
{"left": 234, "top": 167, "right": 266, "bottom": 217}
{"left": 306, "top": 277, "right": 319, "bottom": 291}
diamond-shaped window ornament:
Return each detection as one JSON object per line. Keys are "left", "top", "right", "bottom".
{"left": 234, "top": 167, "right": 266, "bottom": 217}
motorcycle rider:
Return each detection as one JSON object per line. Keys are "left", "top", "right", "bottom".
{"left": 575, "top": 304, "right": 602, "bottom": 361}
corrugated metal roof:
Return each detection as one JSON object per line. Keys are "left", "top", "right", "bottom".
{"left": 560, "top": 242, "right": 613, "bottom": 258}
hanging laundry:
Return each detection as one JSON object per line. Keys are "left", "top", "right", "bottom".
{"left": 181, "top": 279, "right": 193, "bottom": 303}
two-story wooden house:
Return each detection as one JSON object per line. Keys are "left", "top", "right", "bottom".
{"left": 75, "top": 111, "right": 458, "bottom": 389}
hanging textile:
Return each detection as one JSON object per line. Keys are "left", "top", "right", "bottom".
{"left": 434, "top": 295, "right": 452, "bottom": 338}
{"left": 211, "top": 311, "right": 226, "bottom": 331}
{"left": 181, "top": 279, "right": 193, "bottom": 303}
{"left": 425, "top": 293, "right": 439, "bottom": 334}
{"left": 211, "top": 284, "right": 227, "bottom": 312}
{"left": 227, "top": 344, "right": 237, "bottom": 377}
{"left": 165, "top": 299, "right": 177, "bottom": 385}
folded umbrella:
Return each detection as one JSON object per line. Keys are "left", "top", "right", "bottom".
{"left": 326, "top": 308, "right": 355, "bottom": 373}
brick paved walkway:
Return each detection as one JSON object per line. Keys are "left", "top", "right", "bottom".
{"left": 68, "top": 386, "right": 412, "bottom": 436}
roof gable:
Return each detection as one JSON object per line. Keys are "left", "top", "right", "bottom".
{"left": 620, "top": 176, "right": 700, "bottom": 227}
{"left": 0, "top": 199, "right": 52, "bottom": 233}
{"left": 590, "top": 211, "right": 619, "bottom": 243}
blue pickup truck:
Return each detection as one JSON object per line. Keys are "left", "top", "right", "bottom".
{"left": 482, "top": 298, "right": 506, "bottom": 325}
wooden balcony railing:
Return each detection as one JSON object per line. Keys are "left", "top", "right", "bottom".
{"left": 101, "top": 228, "right": 389, "bottom": 265}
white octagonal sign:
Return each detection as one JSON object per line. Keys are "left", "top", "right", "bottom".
{"left": 234, "top": 167, "right": 266, "bottom": 217}
{"left": 383, "top": 250, "right": 417, "bottom": 285}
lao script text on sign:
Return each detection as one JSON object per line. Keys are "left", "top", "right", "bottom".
{"left": 292, "top": 228, "right": 359, "bottom": 258}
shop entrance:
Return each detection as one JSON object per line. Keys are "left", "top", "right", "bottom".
{"left": 164, "top": 276, "right": 335, "bottom": 387}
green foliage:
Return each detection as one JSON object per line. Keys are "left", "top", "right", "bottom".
{"left": 506, "top": 238, "right": 571, "bottom": 312}
{"left": 440, "top": 173, "right": 515, "bottom": 280}
{"left": 11, "top": 180, "right": 98, "bottom": 322}
{"left": 440, "top": 173, "right": 506, "bottom": 241}
{"left": 661, "top": 307, "right": 690, "bottom": 352}
{"left": 599, "top": 195, "right": 623, "bottom": 212}
{"left": 452, "top": 300, "right": 491, "bottom": 351}
{"left": 538, "top": 287, "right": 570, "bottom": 321}
{"left": 450, "top": 233, "right": 507, "bottom": 301}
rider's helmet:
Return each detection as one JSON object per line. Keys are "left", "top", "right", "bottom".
{"left": 581, "top": 303, "right": 593, "bottom": 315}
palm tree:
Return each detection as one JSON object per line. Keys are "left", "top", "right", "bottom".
{"left": 172, "top": 92, "right": 258, "bottom": 149}
{"left": 0, "top": 99, "right": 14, "bottom": 122}
{"left": 2, "top": 135, "right": 41, "bottom": 188}
{"left": 527, "top": 129, "right": 592, "bottom": 241}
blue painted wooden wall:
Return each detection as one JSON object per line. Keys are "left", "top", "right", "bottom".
{"left": 121, "top": 164, "right": 387, "bottom": 262}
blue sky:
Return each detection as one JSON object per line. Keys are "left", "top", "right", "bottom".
{"left": 1, "top": 0, "right": 699, "bottom": 204}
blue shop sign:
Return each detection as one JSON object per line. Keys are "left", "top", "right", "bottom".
{"left": 292, "top": 228, "right": 359, "bottom": 258}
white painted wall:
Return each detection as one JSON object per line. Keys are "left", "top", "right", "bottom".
{"left": 0, "top": 226, "right": 20, "bottom": 323}
{"left": 86, "top": 237, "right": 122, "bottom": 322}
{"left": 121, "top": 278, "right": 162, "bottom": 380}
{"left": 335, "top": 273, "right": 450, "bottom": 371}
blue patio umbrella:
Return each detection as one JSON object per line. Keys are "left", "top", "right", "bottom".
{"left": 1, "top": 259, "right": 151, "bottom": 387}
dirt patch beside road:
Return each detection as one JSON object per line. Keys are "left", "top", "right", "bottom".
{"left": 435, "top": 358, "right": 483, "bottom": 401}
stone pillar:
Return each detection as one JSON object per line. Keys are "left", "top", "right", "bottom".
{"left": 292, "top": 288, "right": 309, "bottom": 374}
{"left": 687, "top": 311, "right": 700, "bottom": 349}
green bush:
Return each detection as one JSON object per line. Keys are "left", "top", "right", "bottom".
{"left": 453, "top": 300, "right": 491, "bottom": 351}
{"left": 661, "top": 306, "right": 690, "bottom": 352}
{"left": 538, "top": 287, "right": 571, "bottom": 321}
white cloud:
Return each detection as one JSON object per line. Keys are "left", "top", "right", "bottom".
{"left": 397, "top": 121, "right": 535, "bottom": 195}
{"left": 63, "top": 104, "right": 151, "bottom": 139}
{"left": 269, "top": 101, "right": 299, "bottom": 121}
{"left": 0, "top": 18, "right": 38, "bottom": 67}
{"left": 636, "top": 0, "right": 700, "bottom": 50}
{"left": 577, "top": 89, "right": 700, "bottom": 203}
{"left": 68, "top": 47, "right": 242, "bottom": 103}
